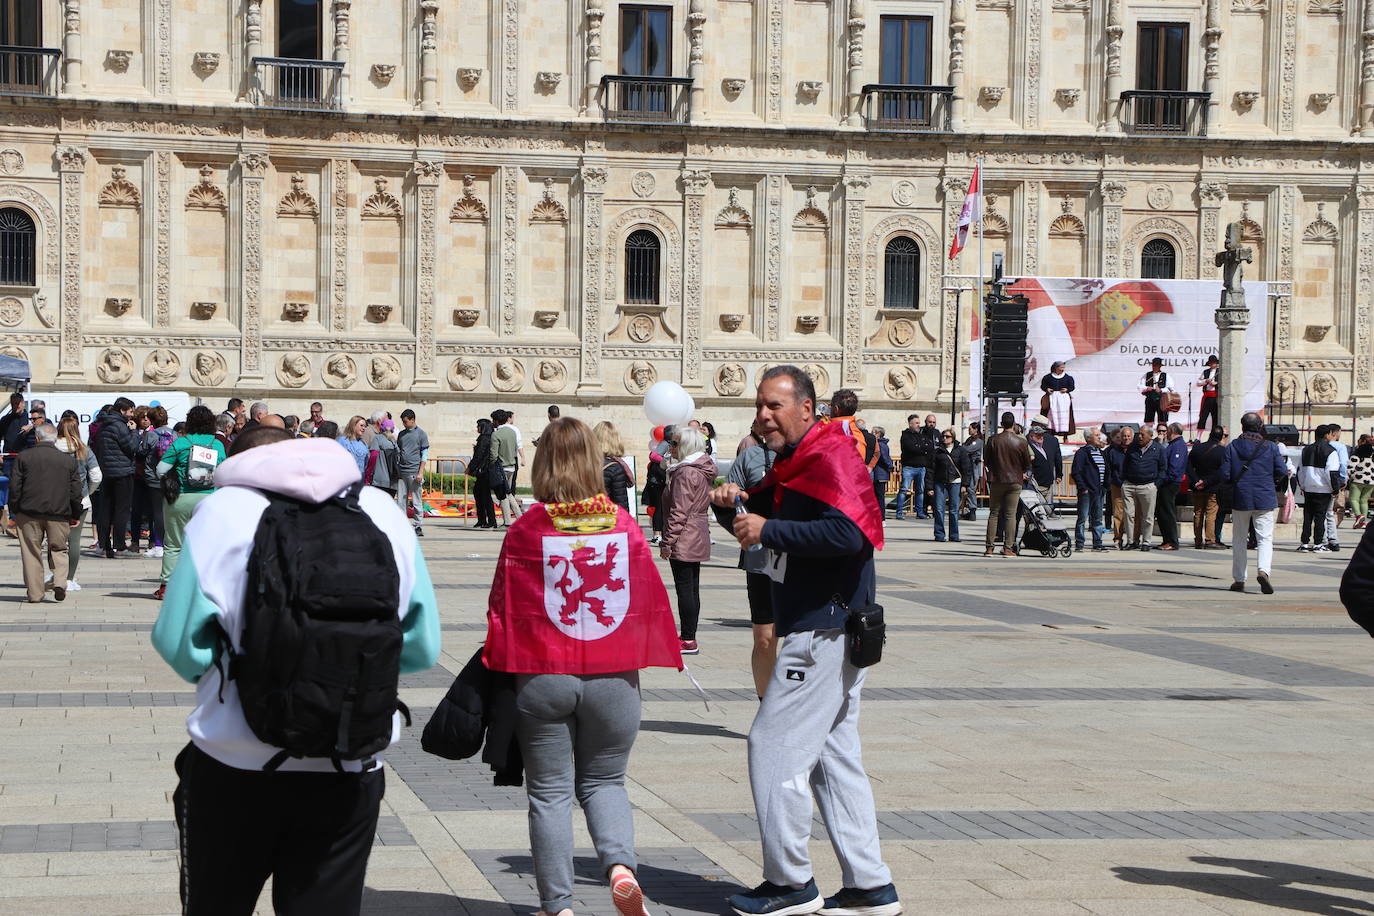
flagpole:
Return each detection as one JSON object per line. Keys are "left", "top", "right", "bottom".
{"left": 976, "top": 153, "right": 987, "bottom": 433}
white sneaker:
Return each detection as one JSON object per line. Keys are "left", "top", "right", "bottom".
{"left": 144, "top": 546, "right": 164, "bottom": 558}
{"left": 66, "top": 580, "right": 81, "bottom": 592}
{"left": 44, "top": 571, "right": 53, "bottom": 584}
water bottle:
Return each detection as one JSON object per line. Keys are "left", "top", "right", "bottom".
{"left": 736, "top": 494, "right": 763, "bottom": 553}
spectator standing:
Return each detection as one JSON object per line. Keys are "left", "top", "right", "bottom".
{"left": 55, "top": 415, "right": 100, "bottom": 589}
{"left": 928, "top": 428, "right": 972, "bottom": 543}
{"left": 9, "top": 421, "right": 81, "bottom": 603}
{"left": 661, "top": 425, "right": 715, "bottom": 655}
{"left": 871, "top": 426, "right": 892, "bottom": 521}
{"left": 1188, "top": 427, "right": 1229, "bottom": 548}
{"left": 1224, "top": 412, "right": 1287, "bottom": 593}
{"left": 93, "top": 397, "right": 138, "bottom": 559}
{"left": 1026, "top": 423, "right": 1061, "bottom": 507}
{"left": 213, "top": 413, "right": 234, "bottom": 453}
{"left": 895, "top": 414, "right": 931, "bottom": 520}
{"left": 1325, "top": 423, "right": 1349, "bottom": 550}
{"left": 396, "top": 409, "right": 430, "bottom": 537}
{"left": 1105, "top": 426, "right": 1131, "bottom": 548}
{"left": 505, "top": 409, "right": 526, "bottom": 490}
{"left": 135, "top": 406, "right": 172, "bottom": 558}
{"left": 468, "top": 418, "right": 498, "bottom": 529}
{"left": 1121, "top": 427, "right": 1165, "bottom": 550}
{"left": 984, "top": 412, "right": 1032, "bottom": 557}
{"left": 727, "top": 432, "right": 777, "bottom": 699}
{"left": 1299, "top": 424, "right": 1341, "bottom": 552}
{"left": 367, "top": 415, "right": 398, "bottom": 496}
{"left": 1071, "top": 428, "right": 1109, "bottom": 552}
{"left": 491, "top": 410, "right": 523, "bottom": 525}
{"left": 1349, "top": 435, "right": 1374, "bottom": 529}
{"left": 594, "top": 421, "right": 634, "bottom": 514}
{"left": 1156, "top": 422, "right": 1188, "bottom": 550}
{"left": 155, "top": 405, "right": 226, "bottom": 601}
{"left": 300, "top": 401, "right": 326, "bottom": 437}
{"left": 337, "top": 415, "right": 369, "bottom": 475}
{"left": 962, "top": 422, "right": 984, "bottom": 519}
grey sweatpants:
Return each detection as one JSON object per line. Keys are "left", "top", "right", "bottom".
{"left": 749, "top": 629, "right": 891, "bottom": 890}
{"left": 515, "top": 672, "right": 641, "bottom": 914}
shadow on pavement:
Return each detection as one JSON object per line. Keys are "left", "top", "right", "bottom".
{"left": 361, "top": 888, "right": 490, "bottom": 914}
{"left": 640, "top": 719, "right": 746, "bottom": 740}
{"left": 1113, "top": 856, "right": 1374, "bottom": 915}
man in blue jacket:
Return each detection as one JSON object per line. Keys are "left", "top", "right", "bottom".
{"left": 1223, "top": 411, "right": 1289, "bottom": 593}
{"left": 712, "top": 366, "right": 898, "bottom": 916}
{"left": 1155, "top": 422, "right": 1189, "bottom": 550}
{"left": 1071, "top": 428, "right": 1109, "bottom": 552}
{"left": 1121, "top": 426, "right": 1166, "bottom": 550}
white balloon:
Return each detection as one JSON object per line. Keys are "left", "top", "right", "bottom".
{"left": 643, "top": 380, "right": 695, "bottom": 427}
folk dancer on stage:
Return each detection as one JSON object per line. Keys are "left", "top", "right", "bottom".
{"left": 1039, "top": 361, "right": 1076, "bottom": 436}
{"left": 1141, "top": 357, "right": 1176, "bottom": 425}
{"left": 1197, "top": 354, "right": 1220, "bottom": 431}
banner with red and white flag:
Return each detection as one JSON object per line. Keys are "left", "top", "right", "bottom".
{"left": 948, "top": 163, "right": 982, "bottom": 260}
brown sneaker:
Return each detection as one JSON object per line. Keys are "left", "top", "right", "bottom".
{"left": 1002, "top": 548, "right": 1018, "bottom": 557}
{"left": 1258, "top": 572, "right": 1274, "bottom": 595}
{"left": 984, "top": 547, "right": 997, "bottom": 556}
{"left": 1229, "top": 581, "right": 1245, "bottom": 592}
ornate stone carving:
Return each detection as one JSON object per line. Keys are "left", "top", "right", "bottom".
{"left": 501, "top": 166, "right": 520, "bottom": 337}
{"left": 185, "top": 165, "right": 227, "bottom": 211}
{"left": 58, "top": 151, "right": 83, "bottom": 375}
{"left": 330, "top": 160, "right": 348, "bottom": 333}
{"left": 99, "top": 164, "right": 141, "bottom": 208}
{"left": 720, "top": 313, "right": 744, "bottom": 333}
{"left": 193, "top": 52, "right": 220, "bottom": 75}
{"left": 883, "top": 366, "right": 916, "bottom": 399}
{"left": 980, "top": 86, "right": 1005, "bottom": 104}
{"left": 1309, "top": 0, "right": 1343, "bottom": 11}
{"left": 632, "top": 170, "right": 656, "bottom": 198}
{"left": 1055, "top": 88, "right": 1081, "bottom": 107}
{"left": 888, "top": 319, "right": 917, "bottom": 347}
{"left": 0, "top": 149, "right": 22, "bottom": 175}
{"left": 1125, "top": 217, "right": 1199, "bottom": 277}
{"left": 457, "top": 67, "right": 482, "bottom": 91}
{"left": 534, "top": 309, "right": 560, "bottom": 329}
{"left": 368, "top": 355, "right": 402, "bottom": 389}
{"left": 154, "top": 152, "right": 171, "bottom": 327}
{"left": 534, "top": 359, "right": 568, "bottom": 393}
{"left": 1050, "top": 197, "right": 1086, "bottom": 238}
{"left": 0, "top": 345, "right": 27, "bottom": 362}
{"left": 277, "top": 352, "right": 311, "bottom": 387}
{"left": 447, "top": 357, "right": 480, "bottom": 391}
{"left": 190, "top": 301, "right": 217, "bottom": 319}
{"left": 624, "top": 359, "right": 657, "bottom": 394}
{"left": 1100, "top": 180, "right": 1127, "bottom": 204}
{"left": 105, "top": 297, "right": 132, "bottom": 316}
{"left": 282, "top": 302, "right": 310, "bottom": 321}
{"left": 366, "top": 303, "right": 392, "bottom": 323}
{"left": 238, "top": 152, "right": 270, "bottom": 175}
{"left": 190, "top": 350, "right": 227, "bottom": 386}
{"left": 1309, "top": 91, "right": 1335, "bottom": 110}
{"left": 797, "top": 80, "right": 822, "bottom": 102}
{"left": 412, "top": 159, "right": 444, "bottom": 181}
{"left": 361, "top": 177, "right": 402, "bottom": 219}
{"left": 1278, "top": 0, "right": 1298, "bottom": 130}
{"left": 371, "top": 63, "right": 395, "bottom": 85}
{"left": 1232, "top": 0, "right": 1268, "bottom": 10}
{"left": 57, "top": 146, "right": 87, "bottom": 171}
{"left": 415, "top": 166, "right": 438, "bottom": 384}
{"left": 277, "top": 172, "right": 319, "bottom": 217}
{"left": 605, "top": 207, "right": 682, "bottom": 321}
{"left": 535, "top": 71, "right": 562, "bottom": 93}
{"left": 1234, "top": 90, "right": 1261, "bottom": 110}
{"left": 1199, "top": 182, "right": 1228, "bottom": 204}
{"left": 492, "top": 357, "right": 525, "bottom": 391}
{"left": 449, "top": 174, "right": 488, "bottom": 221}
{"left": 106, "top": 49, "right": 132, "bottom": 72}
{"left": 0, "top": 296, "right": 20, "bottom": 326}
{"left": 764, "top": 175, "right": 782, "bottom": 341}
{"left": 714, "top": 189, "right": 752, "bottom": 228}
{"left": 97, "top": 347, "right": 134, "bottom": 384}
{"left": 705, "top": 363, "right": 743, "bottom": 396}
{"left": 1146, "top": 185, "right": 1174, "bottom": 210}
{"left": 723, "top": 78, "right": 747, "bottom": 98}
{"left": 454, "top": 308, "right": 479, "bottom": 327}
{"left": 864, "top": 214, "right": 942, "bottom": 313}
{"left": 891, "top": 180, "right": 918, "bottom": 207}
{"left": 627, "top": 314, "right": 654, "bottom": 341}
{"left": 154, "top": 0, "right": 170, "bottom": 96}
{"left": 1312, "top": 372, "right": 1339, "bottom": 401}
{"left": 1303, "top": 202, "right": 1338, "bottom": 242}
{"left": 143, "top": 348, "right": 180, "bottom": 384}
{"left": 530, "top": 178, "right": 567, "bottom": 223}
{"left": 322, "top": 352, "right": 357, "bottom": 388}
{"left": 797, "top": 314, "right": 821, "bottom": 333}
{"left": 793, "top": 187, "right": 828, "bottom": 229}
{"left": 1304, "top": 323, "right": 1331, "bottom": 342}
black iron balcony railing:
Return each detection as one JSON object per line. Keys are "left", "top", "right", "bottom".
{"left": 251, "top": 56, "right": 344, "bottom": 111}
{"left": 1120, "top": 90, "right": 1210, "bottom": 137}
{"left": 600, "top": 75, "right": 692, "bottom": 123}
{"left": 0, "top": 46, "right": 60, "bottom": 97}
{"left": 861, "top": 84, "right": 955, "bottom": 131}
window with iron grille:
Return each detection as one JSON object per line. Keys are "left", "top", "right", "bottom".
{"left": 0, "top": 0, "right": 40, "bottom": 47}
{"left": 624, "top": 229, "right": 660, "bottom": 304}
{"left": 883, "top": 236, "right": 921, "bottom": 309}
{"left": 0, "top": 206, "right": 35, "bottom": 286}
{"left": 1140, "top": 238, "right": 1176, "bottom": 279}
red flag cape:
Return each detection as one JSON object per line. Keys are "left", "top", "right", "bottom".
{"left": 483, "top": 495, "right": 683, "bottom": 675}
{"left": 763, "top": 422, "right": 885, "bottom": 550}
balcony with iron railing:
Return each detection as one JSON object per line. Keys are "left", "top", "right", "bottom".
{"left": 0, "top": 46, "right": 60, "bottom": 98}
{"left": 1120, "top": 90, "right": 1210, "bottom": 137}
{"left": 861, "top": 84, "right": 954, "bottom": 131}
{"left": 251, "top": 56, "right": 344, "bottom": 112}
{"left": 599, "top": 75, "right": 692, "bottom": 123}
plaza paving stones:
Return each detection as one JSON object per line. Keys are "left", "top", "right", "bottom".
{"left": 4, "top": 514, "right": 1374, "bottom": 913}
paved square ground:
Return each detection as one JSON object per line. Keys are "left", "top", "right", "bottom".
{"left": 2, "top": 510, "right": 1374, "bottom": 914}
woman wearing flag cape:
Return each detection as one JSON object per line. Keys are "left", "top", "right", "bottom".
{"left": 483, "top": 417, "right": 682, "bottom": 916}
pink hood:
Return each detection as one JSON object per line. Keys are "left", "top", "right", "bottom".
{"left": 214, "top": 438, "right": 363, "bottom": 504}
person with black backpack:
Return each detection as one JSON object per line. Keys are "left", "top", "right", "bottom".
{"left": 151, "top": 431, "right": 441, "bottom": 916}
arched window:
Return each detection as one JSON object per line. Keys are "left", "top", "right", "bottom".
{"left": 0, "top": 207, "right": 35, "bottom": 286}
{"left": 1140, "top": 238, "right": 1176, "bottom": 279}
{"left": 624, "top": 229, "right": 660, "bottom": 304}
{"left": 883, "top": 236, "right": 921, "bottom": 309}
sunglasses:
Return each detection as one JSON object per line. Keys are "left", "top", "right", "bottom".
{"left": 942, "top": 434, "right": 954, "bottom": 439}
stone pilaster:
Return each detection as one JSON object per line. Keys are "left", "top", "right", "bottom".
{"left": 941, "top": 174, "right": 968, "bottom": 276}
{"left": 1022, "top": 180, "right": 1040, "bottom": 275}
{"left": 1198, "top": 181, "right": 1227, "bottom": 279}
{"left": 1363, "top": 0, "right": 1374, "bottom": 136}
{"left": 155, "top": 0, "right": 171, "bottom": 97}
{"left": 949, "top": 0, "right": 966, "bottom": 130}
{"left": 237, "top": 152, "right": 269, "bottom": 385}
{"left": 244, "top": 0, "right": 262, "bottom": 101}
{"left": 764, "top": 0, "right": 784, "bottom": 123}
{"left": 55, "top": 145, "right": 86, "bottom": 381}
{"left": 330, "top": 159, "right": 349, "bottom": 334}
{"left": 500, "top": 0, "right": 519, "bottom": 112}
{"left": 498, "top": 166, "right": 519, "bottom": 336}
{"left": 842, "top": 171, "right": 869, "bottom": 389}
{"left": 681, "top": 167, "right": 709, "bottom": 390}
{"left": 578, "top": 162, "right": 608, "bottom": 394}
{"left": 844, "top": 0, "right": 866, "bottom": 127}
{"left": 1356, "top": 184, "right": 1374, "bottom": 391}
{"left": 1203, "top": 0, "right": 1222, "bottom": 130}
{"left": 154, "top": 151, "right": 171, "bottom": 327}
{"left": 333, "top": 0, "right": 352, "bottom": 107}
{"left": 412, "top": 158, "right": 442, "bottom": 389}
{"left": 1022, "top": 0, "right": 1042, "bottom": 129}
{"left": 1276, "top": 185, "right": 1296, "bottom": 351}
{"left": 62, "top": 0, "right": 81, "bottom": 90}
{"left": 1104, "top": 0, "right": 1123, "bottom": 132}
{"left": 419, "top": 0, "right": 438, "bottom": 113}
{"left": 1099, "top": 179, "right": 1126, "bottom": 277}
{"left": 764, "top": 174, "right": 783, "bottom": 341}
{"left": 1278, "top": 0, "right": 1298, "bottom": 132}
{"left": 688, "top": 0, "right": 706, "bottom": 122}
{"left": 583, "top": 0, "right": 604, "bottom": 115}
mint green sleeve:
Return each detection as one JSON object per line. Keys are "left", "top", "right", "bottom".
{"left": 150, "top": 542, "right": 223, "bottom": 683}
{"left": 399, "top": 549, "right": 442, "bottom": 673}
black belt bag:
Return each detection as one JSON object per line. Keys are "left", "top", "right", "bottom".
{"left": 837, "top": 597, "right": 886, "bottom": 668}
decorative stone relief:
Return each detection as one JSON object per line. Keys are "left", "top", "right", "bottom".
{"left": 190, "top": 350, "right": 227, "bottom": 386}
{"left": 534, "top": 359, "right": 568, "bottom": 393}
{"left": 283, "top": 302, "right": 310, "bottom": 321}
{"left": 331, "top": 161, "right": 348, "bottom": 333}
{"left": 361, "top": 177, "right": 402, "bottom": 219}
{"left": 1100, "top": 180, "right": 1127, "bottom": 204}
{"left": 801, "top": 363, "right": 829, "bottom": 397}
{"left": 457, "top": 67, "right": 482, "bottom": 90}
{"left": 765, "top": 0, "right": 783, "bottom": 121}
{"left": 624, "top": 359, "right": 657, "bottom": 394}
{"left": 797, "top": 315, "right": 820, "bottom": 333}
{"left": 502, "top": 0, "right": 518, "bottom": 110}
{"left": 154, "top": 152, "right": 171, "bottom": 327}
{"left": 0, "top": 149, "right": 23, "bottom": 175}
{"left": 714, "top": 189, "right": 752, "bottom": 228}
{"left": 535, "top": 71, "right": 562, "bottom": 93}
{"left": 534, "top": 309, "right": 560, "bottom": 329}
{"left": 797, "top": 80, "right": 822, "bottom": 102}
{"left": 190, "top": 301, "right": 217, "bottom": 319}
{"left": 0, "top": 345, "right": 26, "bottom": 362}
{"left": 764, "top": 175, "right": 782, "bottom": 341}
{"left": 719, "top": 313, "right": 744, "bottom": 332}
{"left": 1278, "top": 0, "right": 1298, "bottom": 131}
{"left": 863, "top": 214, "right": 942, "bottom": 313}
{"left": 1025, "top": 0, "right": 1042, "bottom": 128}
{"left": 530, "top": 178, "right": 567, "bottom": 223}
{"left": 454, "top": 308, "right": 479, "bottom": 327}
{"left": 143, "top": 348, "right": 180, "bottom": 384}
{"left": 604, "top": 207, "right": 682, "bottom": 321}
{"left": 682, "top": 170, "right": 706, "bottom": 388}
{"left": 1146, "top": 185, "right": 1174, "bottom": 210}
{"left": 1303, "top": 202, "right": 1338, "bottom": 242}
{"left": 277, "top": 173, "right": 319, "bottom": 217}
{"left": 1274, "top": 372, "right": 1298, "bottom": 401}
{"left": 193, "top": 52, "right": 220, "bottom": 75}
{"left": 1049, "top": 197, "right": 1086, "bottom": 237}
{"left": 448, "top": 357, "right": 481, "bottom": 391}
{"left": 883, "top": 366, "right": 916, "bottom": 399}
{"left": 366, "top": 303, "right": 393, "bottom": 323}
{"left": 627, "top": 314, "right": 654, "bottom": 342}
{"left": 449, "top": 174, "right": 488, "bottom": 221}
{"left": 980, "top": 86, "right": 1005, "bottom": 104}
{"left": 415, "top": 160, "right": 439, "bottom": 384}
{"left": 322, "top": 352, "right": 357, "bottom": 388}
{"left": 369, "top": 355, "right": 402, "bottom": 389}
{"left": 238, "top": 153, "right": 265, "bottom": 380}
{"left": 106, "top": 49, "right": 132, "bottom": 72}
{"left": 105, "top": 296, "right": 132, "bottom": 316}
{"left": 1308, "top": 0, "right": 1344, "bottom": 12}
{"left": 892, "top": 180, "right": 917, "bottom": 207}
{"left": 888, "top": 319, "right": 917, "bottom": 347}
{"left": 97, "top": 347, "right": 134, "bottom": 384}
{"left": 98, "top": 164, "right": 141, "bottom": 208}
{"left": 1234, "top": 90, "right": 1260, "bottom": 110}
{"left": 58, "top": 147, "right": 85, "bottom": 376}
{"left": 1232, "top": 0, "right": 1268, "bottom": 10}
{"left": 371, "top": 63, "right": 395, "bottom": 85}
{"left": 723, "top": 78, "right": 747, "bottom": 98}
{"left": 277, "top": 352, "right": 311, "bottom": 388}
{"left": 578, "top": 162, "right": 606, "bottom": 390}
{"left": 1310, "top": 92, "right": 1335, "bottom": 110}
{"left": 841, "top": 172, "right": 868, "bottom": 388}
{"left": 154, "top": 0, "right": 170, "bottom": 96}
{"left": 632, "top": 171, "right": 656, "bottom": 198}
{"left": 715, "top": 363, "right": 747, "bottom": 396}
{"left": 0, "top": 296, "right": 20, "bottom": 326}
{"left": 1312, "top": 372, "right": 1339, "bottom": 401}
{"left": 1124, "top": 217, "right": 1199, "bottom": 277}
{"left": 185, "top": 165, "right": 227, "bottom": 211}
{"left": 1055, "top": 88, "right": 1081, "bottom": 107}
{"left": 793, "top": 187, "right": 828, "bottom": 229}
{"left": 1304, "top": 324, "right": 1331, "bottom": 342}
{"left": 492, "top": 357, "right": 525, "bottom": 391}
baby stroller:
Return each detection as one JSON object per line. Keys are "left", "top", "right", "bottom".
{"left": 1018, "top": 487, "right": 1073, "bottom": 558}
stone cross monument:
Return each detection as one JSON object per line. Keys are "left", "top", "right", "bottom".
{"left": 1213, "top": 221, "right": 1253, "bottom": 437}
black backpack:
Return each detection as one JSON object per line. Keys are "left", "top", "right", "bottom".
{"left": 223, "top": 482, "right": 407, "bottom": 771}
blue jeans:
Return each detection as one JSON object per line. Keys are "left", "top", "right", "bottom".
{"left": 932, "top": 482, "right": 961, "bottom": 540}
{"left": 895, "top": 466, "right": 926, "bottom": 518}
{"left": 1075, "top": 488, "right": 1107, "bottom": 548}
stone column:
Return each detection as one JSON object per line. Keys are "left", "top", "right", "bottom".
{"left": 1215, "top": 290, "right": 1249, "bottom": 437}
{"left": 1203, "top": 0, "right": 1222, "bottom": 131}
{"left": 578, "top": 163, "right": 608, "bottom": 395}
{"left": 1099, "top": 179, "right": 1126, "bottom": 276}
{"left": 1362, "top": 0, "right": 1374, "bottom": 136}
{"left": 764, "top": 0, "right": 784, "bottom": 123}
{"left": 583, "top": 0, "right": 604, "bottom": 115}
{"left": 55, "top": 145, "right": 86, "bottom": 382}
{"left": 949, "top": 0, "right": 966, "bottom": 130}
{"left": 62, "top": 0, "right": 81, "bottom": 90}
{"left": 1356, "top": 184, "right": 1374, "bottom": 392}
{"left": 154, "top": 151, "right": 171, "bottom": 327}
{"left": 419, "top": 0, "right": 438, "bottom": 113}
{"left": 681, "top": 168, "right": 709, "bottom": 391}
{"left": 244, "top": 0, "right": 262, "bottom": 102}
{"left": 687, "top": 0, "right": 706, "bottom": 122}
{"left": 237, "top": 152, "right": 269, "bottom": 385}
{"left": 329, "top": 159, "right": 349, "bottom": 334}
{"left": 412, "top": 158, "right": 442, "bottom": 390}
{"left": 1198, "top": 181, "right": 1227, "bottom": 278}
{"left": 842, "top": 171, "right": 869, "bottom": 389}
{"left": 333, "top": 0, "right": 352, "bottom": 107}
{"left": 844, "top": 0, "right": 866, "bottom": 127}
{"left": 500, "top": 0, "right": 518, "bottom": 112}
{"left": 497, "top": 166, "right": 519, "bottom": 336}
{"left": 1104, "top": 0, "right": 1123, "bottom": 132}
{"left": 764, "top": 174, "right": 783, "bottom": 341}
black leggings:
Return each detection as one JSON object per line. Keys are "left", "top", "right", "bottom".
{"left": 1302, "top": 492, "right": 1333, "bottom": 545}
{"left": 94, "top": 474, "right": 133, "bottom": 552}
{"left": 669, "top": 558, "right": 700, "bottom": 640}
{"left": 472, "top": 474, "right": 496, "bottom": 527}
{"left": 1197, "top": 395, "right": 1218, "bottom": 431}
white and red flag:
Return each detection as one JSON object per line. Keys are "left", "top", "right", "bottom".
{"left": 947, "top": 163, "right": 982, "bottom": 259}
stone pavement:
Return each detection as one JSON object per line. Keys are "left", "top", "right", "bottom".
{"left": 2, "top": 512, "right": 1374, "bottom": 915}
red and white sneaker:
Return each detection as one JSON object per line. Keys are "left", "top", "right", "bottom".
{"left": 611, "top": 872, "right": 651, "bottom": 916}
{"left": 679, "top": 639, "right": 699, "bottom": 655}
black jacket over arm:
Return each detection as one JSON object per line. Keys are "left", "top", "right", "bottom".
{"left": 1342, "top": 523, "right": 1374, "bottom": 637}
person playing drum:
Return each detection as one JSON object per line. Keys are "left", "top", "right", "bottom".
{"left": 1142, "top": 357, "right": 1176, "bottom": 425}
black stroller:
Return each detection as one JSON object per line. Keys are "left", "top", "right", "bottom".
{"left": 1018, "top": 487, "right": 1072, "bottom": 558}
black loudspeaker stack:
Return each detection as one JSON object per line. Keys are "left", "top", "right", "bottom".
{"left": 1263, "top": 424, "right": 1300, "bottom": 446}
{"left": 983, "top": 292, "right": 1029, "bottom": 397}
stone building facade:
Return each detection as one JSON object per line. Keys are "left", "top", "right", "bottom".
{"left": 0, "top": 0, "right": 1371, "bottom": 450}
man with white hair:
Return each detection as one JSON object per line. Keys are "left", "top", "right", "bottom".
{"left": 241, "top": 402, "right": 269, "bottom": 433}
{"left": 9, "top": 421, "right": 81, "bottom": 603}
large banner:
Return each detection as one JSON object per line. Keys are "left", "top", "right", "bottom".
{"left": 969, "top": 278, "right": 1267, "bottom": 431}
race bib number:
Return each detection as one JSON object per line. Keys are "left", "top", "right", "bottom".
{"left": 190, "top": 445, "right": 218, "bottom": 467}
{"left": 765, "top": 549, "right": 788, "bottom": 584}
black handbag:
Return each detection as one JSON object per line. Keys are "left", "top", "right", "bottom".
{"left": 487, "top": 461, "right": 508, "bottom": 498}
{"left": 838, "top": 596, "right": 886, "bottom": 668}
{"left": 160, "top": 466, "right": 180, "bottom": 505}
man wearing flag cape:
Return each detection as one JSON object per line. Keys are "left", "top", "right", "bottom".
{"left": 710, "top": 366, "right": 899, "bottom": 916}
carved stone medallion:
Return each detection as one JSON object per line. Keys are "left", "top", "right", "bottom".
{"left": 143, "top": 348, "right": 181, "bottom": 385}
{"left": 369, "top": 355, "right": 402, "bottom": 390}
{"left": 0, "top": 149, "right": 23, "bottom": 176}
{"left": 492, "top": 358, "right": 525, "bottom": 392}
{"left": 891, "top": 180, "right": 918, "bottom": 207}
{"left": 714, "top": 363, "right": 747, "bottom": 396}
{"left": 1312, "top": 372, "right": 1338, "bottom": 402}
{"left": 0, "top": 296, "right": 21, "bottom": 326}
{"left": 631, "top": 170, "right": 656, "bottom": 198}
{"left": 883, "top": 366, "right": 917, "bottom": 400}
{"left": 801, "top": 363, "right": 829, "bottom": 396}
{"left": 448, "top": 358, "right": 481, "bottom": 391}
{"left": 96, "top": 347, "right": 134, "bottom": 385}
{"left": 322, "top": 352, "right": 357, "bottom": 389}
{"left": 534, "top": 359, "right": 568, "bottom": 393}
{"left": 1146, "top": 185, "right": 1174, "bottom": 210}
{"left": 1274, "top": 372, "right": 1298, "bottom": 402}
{"left": 625, "top": 360, "right": 657, "bottom": 395}
{"left": 276, "top": 353, "right": 311, "bottom": 388}
{"left": 190, "top": 350, "right": 227, "bottom": 387}
{"left": 888, "top": 319, "right": 917, "bottom": 347}
{"left": 0, "top": 345, "right": 27, "bottom": 361}
{"left": 627, "top": 314, "right": 655, "bottom": 343}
